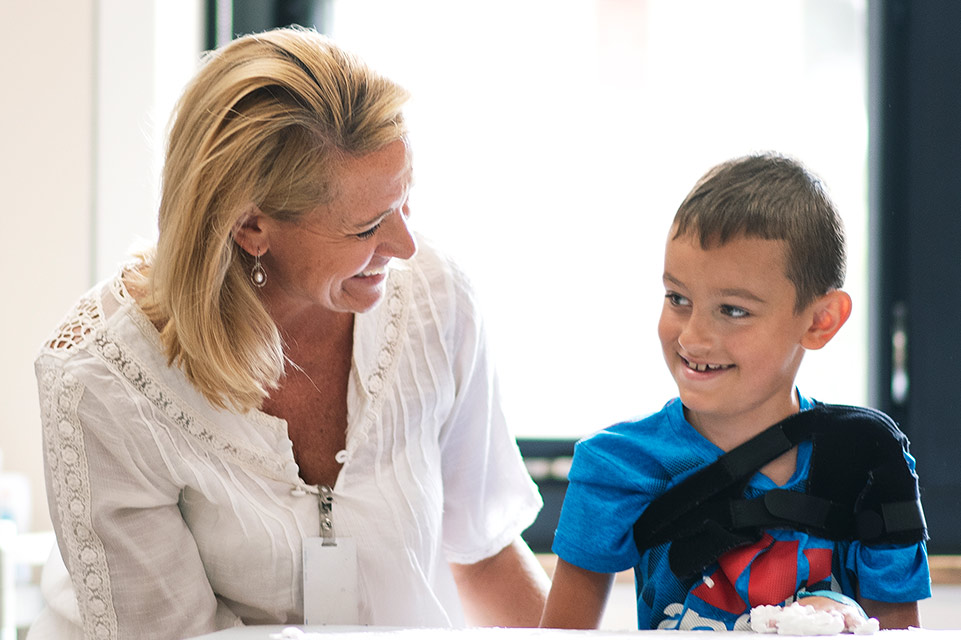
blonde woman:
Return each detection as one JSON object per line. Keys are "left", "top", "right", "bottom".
{"left": 32, "top": 27, "right": 548, "bottom": 639}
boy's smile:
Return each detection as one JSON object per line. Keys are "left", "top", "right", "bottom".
{"left": 658, "top": 231, "right": 814, "bottom": 448}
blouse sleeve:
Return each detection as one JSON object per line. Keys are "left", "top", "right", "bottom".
{"left": 434, "top": 264, "right": 542, "bottom": 565}
{"left": 36, "top": 354, "right": 240, "bottom": 639}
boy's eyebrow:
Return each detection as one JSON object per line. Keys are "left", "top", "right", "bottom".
{"left": 717, "top": 287, "right": 766, "bottom": 303}
{"left": 663, "top": 273, "right": 767, "bottom": 303}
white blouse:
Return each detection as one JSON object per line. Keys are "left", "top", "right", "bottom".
{"left": 31, "top": 240, "right": 541, "bottom": 640}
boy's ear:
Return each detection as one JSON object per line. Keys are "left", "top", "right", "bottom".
{"left": 801, "top": 289, "right": 853, "bottom": 350}
{"left": 231, "top": 205, "right": 269, "bottom": 256}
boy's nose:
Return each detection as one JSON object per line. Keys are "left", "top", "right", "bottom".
{"left": 677, "top": 313, "right": 713, "bottom": 354}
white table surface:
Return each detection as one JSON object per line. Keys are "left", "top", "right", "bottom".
{"left": 185, "top": 626, "right": 960, "bottom": 640}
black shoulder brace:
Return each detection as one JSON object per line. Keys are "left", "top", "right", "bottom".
{"left": 632, "top": 404, "right": 927, "bottom": 579}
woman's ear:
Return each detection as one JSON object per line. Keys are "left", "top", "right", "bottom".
{"left": 801, "top": 289, "right": 853, "bottom": 350}
{"left": 232, "top": 205, "right": 269, "bottom": 256}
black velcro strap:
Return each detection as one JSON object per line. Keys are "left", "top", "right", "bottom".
{"left": 668, "top": 521, "right": 757, "bottom": 578}
{"left": 632, "top": 403, "right": 927, "bottom": 579}
{"left": 883, "top": 499, "right": 927, "bottom": 532}
{"left": 762, "top": 489, "right": 834, "bottom": 528}
{"left": 856, "top": 499, "right": 927, "bottom": 540}
{"left": 634, "top": 411, "right": 817, "bottom": 553}
{"left": 727, "top": 491, "right": 841, "bottom": 532}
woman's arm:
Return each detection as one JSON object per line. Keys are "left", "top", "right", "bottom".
{"left": 540, "top": 557, "right": 614, "bottom": 629}
{"left": 449, "top": 536, "right": 550, "bottom": 627}
{"left": 38, "top": 360, "right": 232, "bottom": 639}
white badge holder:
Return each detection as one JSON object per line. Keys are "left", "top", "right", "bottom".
{"left": 303, "top": 485, "right": 360, "bottom": 625}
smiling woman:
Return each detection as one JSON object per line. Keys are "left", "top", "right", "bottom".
{"left": 233, "top": 140, "right": 417, "bottom": 322}
{"left": 30, "top": 27, "right": 548, "bottom": 640}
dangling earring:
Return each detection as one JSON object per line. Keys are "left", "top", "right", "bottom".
{"left": 250, "top": 249, "right": 267, "bottom": 288}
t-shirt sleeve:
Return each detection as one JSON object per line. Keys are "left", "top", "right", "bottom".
{"left": 842, "top": 540, "right": 931, "bottom": 602}
{"left": 552, "top": 432, "right": 659, "bottom": 574}
{"left": 842, "top": 447, "right": 932, "bottom": 603}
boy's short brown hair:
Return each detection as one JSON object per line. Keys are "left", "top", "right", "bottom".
{"left": 672, "top": 152, "right": 846, "bottom": 312}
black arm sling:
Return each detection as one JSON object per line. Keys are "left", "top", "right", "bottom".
{"left": 632, "top": 403, "right": 927, "bottom": 579}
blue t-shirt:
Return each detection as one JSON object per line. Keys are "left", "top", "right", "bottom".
{"left": 552, "top": 395, "right": 931, "bottom": 631}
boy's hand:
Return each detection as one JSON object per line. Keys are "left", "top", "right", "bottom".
{"left": 796, "top": 595, "right": 872, "bottom": 632}
{"left": 752, "top": 593, "right": 881, "bottom": 635}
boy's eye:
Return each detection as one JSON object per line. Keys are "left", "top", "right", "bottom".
{"left": 665, "top": 292, "right": 690, "bottom": 307}
{"left": 720, "top": 304, "right": 749, "bottom": 318}
{"left": 356, "top": 222, "right": 382, "bottom": 239}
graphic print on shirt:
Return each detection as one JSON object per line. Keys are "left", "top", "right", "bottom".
{"left": 659, "top": 532, "right": 833, "bottom": 630}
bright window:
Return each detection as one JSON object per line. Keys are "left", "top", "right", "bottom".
{"left": 327, "top": 0, "right": 868, "bottom": 438}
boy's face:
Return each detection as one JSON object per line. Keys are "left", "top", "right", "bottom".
{"left": 658, "top": 230, "right": 813, "bottom": 437}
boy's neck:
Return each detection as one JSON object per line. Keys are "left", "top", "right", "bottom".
{"left": 683, "top": 389, "right": 802, "bottom": 452}
{"left": 683, "top": 390, "right": 803, "bottom": 486}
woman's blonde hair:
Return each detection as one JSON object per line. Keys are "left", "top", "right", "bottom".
{"left": 139, "top": 27, "right": 410, "bottom": 411}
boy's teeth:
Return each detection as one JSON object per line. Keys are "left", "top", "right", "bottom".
{"left": 689, "top": 361, "right": 729, "bottom": 372}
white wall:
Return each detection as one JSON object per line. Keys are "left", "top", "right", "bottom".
{"left": 0, "top": 0, "right": 202, "bottom": 533}
{"left": 94, "top": 1, "right": 205, "bottom": 281}
{"left": 0, "top": 0, "right": 96, "bottom": 534}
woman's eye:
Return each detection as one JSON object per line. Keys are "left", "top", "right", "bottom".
{"left": 665, "top": 292, "right": 690, "bottom": 307}
{"left": 721, "top": 305, "right": 749, "bottom": 318}
{"left": 356, "top": 223, "right": 381, "bottom": 239}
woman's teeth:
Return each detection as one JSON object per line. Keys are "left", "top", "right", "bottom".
{"left": 361, "top": 266, "right": 387, "bottom": 277}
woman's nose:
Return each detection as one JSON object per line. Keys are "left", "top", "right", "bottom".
{"left": 381, "top": 205, "right": 417, "bottom": 260}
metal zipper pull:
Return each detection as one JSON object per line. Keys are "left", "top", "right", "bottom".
{"left": 318, "top": 484, "right": 336, "bottom": 546}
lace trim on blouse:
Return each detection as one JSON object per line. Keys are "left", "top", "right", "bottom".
{"left": 46, "top": 267, "right": 415, "bottom": 488}
{"left": 38, "top": 362, "right": 119, "bottom": 639}
{"left": 359, "top": 271, "right": 411, "bottom": 422}
{"left": 36, "top": 267, "right": 414, "bottom": 635}
{"left": 45, "top": 292, "right": 102, "bottom": 353}
{"left": 92, "top": 330, "right": 294, "bottom": 482}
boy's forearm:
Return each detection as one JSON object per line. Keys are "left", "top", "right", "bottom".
{"left": 540, "top": 558, "right": 614, "bottom": 629}
{"left": 860, "top": 598, "right": 920, "bottom": 629}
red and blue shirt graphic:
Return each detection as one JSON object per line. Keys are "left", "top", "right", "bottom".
{"left": 673, "top": 530, "right": 835, "bottom": 630}
{"left": 552, "top": 395, "right": 931, "bottom": 630}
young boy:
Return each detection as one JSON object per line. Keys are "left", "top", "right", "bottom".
{"left": 540, "top": 153, "right": 930, "bottom": 631}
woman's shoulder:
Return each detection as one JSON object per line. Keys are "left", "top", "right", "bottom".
{"left": 403, "top": 234, "right": 485, "bottom": 323}
{"left": 407, "top": 235, "right": 476, "bottom": 291}
{"left": 39, "top": 278, "right": 114, "bottom": 360}
{"left": 38, "top": 266, "right": 150, "bottom": 363}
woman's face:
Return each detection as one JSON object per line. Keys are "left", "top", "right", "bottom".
{"left": 260, "top": 139, "right": 417, "bottom": 319}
